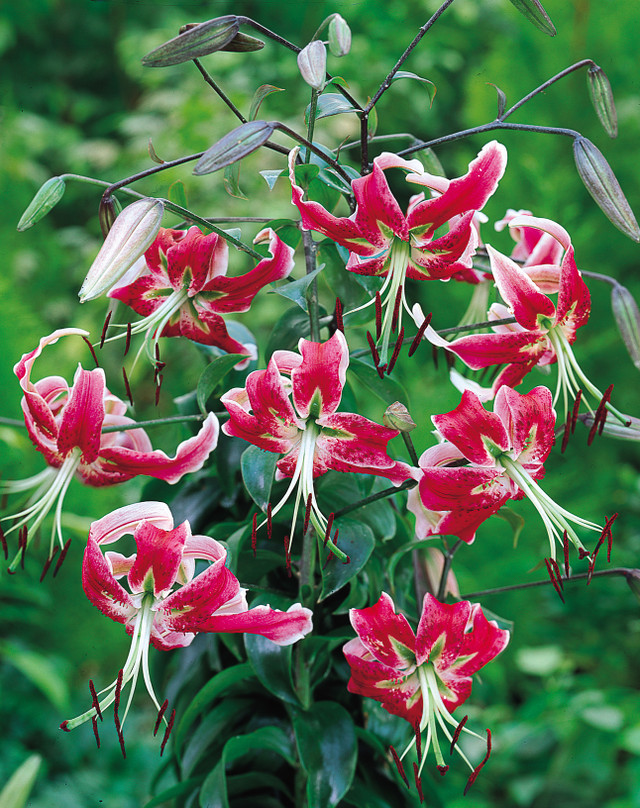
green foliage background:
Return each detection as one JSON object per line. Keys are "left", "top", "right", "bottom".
{"left": 1, "top": 0, "right": 640, "bottom": 806}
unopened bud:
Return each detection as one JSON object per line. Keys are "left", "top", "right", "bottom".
{"left": 142, "top": 16, "right": 240, "bottom": 67}
{"left": 573, "top": 136, "right": 640, "bottom": 242}
{"left": 383, "top": 401, "right": 416, "bottom": 432}
{"left": 98, "top": 195, "right": 123, "bottom": 238}
{"left": 17, "top": 176, "right": 66, "bottom": 231}
{"left": 328, "top": 14, "right": 351, "bottom": 57}
{"left": 297, "top": 41, "right": 327, "bottom": 90}
{"left": 611, "top": 283, "right": 640, "bottom": 370}
{"left": 587, "top": 65, "right": 617, "bottom": 139}
{"left": 79, "top": 197, "right": 164, "bottom": 302}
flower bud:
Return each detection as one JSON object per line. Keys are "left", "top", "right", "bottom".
{"left": 142, "top": 16, "right": 240, "bottom": 67}
{"left": 328, "top": 14, "right": 351, "bottom": 57}
{"left": 587, "top": 65, "right": 617, "bottom": 139}
{"left": 17, "top": 176, "right": 66, "bottom": 231}
{"left": 79, "top": 197, "right": 164, "bottom": 303}
{"left": 297, "top": 41, "right": 327, "bottom": 90}
{"left": 573, "top": 136, "right": 640, "bottom": 242}
{"left": 383, "top": 401, "right": 416, "bottom": 432}
{"left": 98, "top": 194, "right": 123, "bottom": 238}
{"left": 611, "top": 283, "right": 640, "bottom": 370}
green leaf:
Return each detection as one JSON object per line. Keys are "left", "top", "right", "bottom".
{"left": 320, "top": 518, "right": 375, "bottom": 600}
{"left": 259, "top": 169, "right": 284, "bottom": 190}
{"left": 293, "top": 702, "right": 357, "bottom": 808}
{"left": 494, "top": 506, "right": 525, "bottom": 547}
{"left": 348, "top": 358, "right": 408, "bottom": 406}
{"left": 143, "top": 779, "right": 201, "bottom": 808}
{"left": 304, "top": 93, "right": 357, "bottom": 125}
{"left": 506, "top": 0, "right": 557, "bottom": 36}
{"left": 142, "top": 16, "right": 240, "bottom": 67}
{"left": 250, "top": 84, "right": 284, "bottom": 121}
{"left": 270, "top": 266, "right": 324, "bottom": 313}
{"left": 17, "top": 176, "right": 65, "bottom": 231}
{"left": 168, "top": 179, "right": 188, "bottom": 209}
{"left": 391, "top": 71, "right": 436, "bottom": 106}
{"left": 223, "top": 162, "right": 247, "bottom": 200}
{"left": 0, "top": 754, "right": 41, "bottom": 808}
{"left": 245, "top": 633, "right": 300, "bottom": 706}
{"left": 240, "top": 445, "right": 278, "bottom": 511}
{"left": 197, "top": 354, "right": 245, "bottom": 414}
{"left": 611, "top": 283, "right": 640, "bottom": 370}
{"left": 0, "top": 641, "right": 69, "bottom": 711}
{"left": 266, "top": 306, "right": 314, "bottom": 357}
{"left": 180, "top": 699, "right": 253, "bottom": 777}
{"left": 194, "top": 121, "right": 275, "bottom": 175}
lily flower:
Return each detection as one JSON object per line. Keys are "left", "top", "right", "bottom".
{"left": 416, "top": 216, "right": 622, "bottom": 424}
{"left": 409, "top": 385, "right": 605, "bottom": 559}
{"left": 1, "top": 329, "right": 219, "bottom": 571}
{"left": 61, "top": 502, "right": 313, "bottom": 750}
{"left": 289, "top": 143, "right": 507, "bottom": 362}
{"left": 105, "top": 226, "right": 294, "bottom": 366}
{"left": 343, "top": 592, "right": 509, "bottom": 789}
{"left": 221, "top": 331, "right": 412, "bottom": 560}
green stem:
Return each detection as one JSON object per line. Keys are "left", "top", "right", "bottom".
{"left": 401, "top": 432, "right": 420, "bottom": 467}
{"left": 0, "top": 417, "right": 25, "bottom": 428}
{"left": 436, "top": 539, "right": 463, "bottom": 601}
{"left": 302, "top": 230, "right": 321, "bottom": 342}
{"left": 462, "top": 567, "right": 633, "bottom": 599}
{"left": 332, "top": 478, "right": 416, "bottom": 520}
{"left": 305, "top": 90, "right": 319, "bottom": 165}
{"left": 499, "top": 59, "right": 596, "bottom": 121}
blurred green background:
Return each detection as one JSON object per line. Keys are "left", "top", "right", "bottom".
{"left": 1, "top": 0, "right": 640, "bottom": 805}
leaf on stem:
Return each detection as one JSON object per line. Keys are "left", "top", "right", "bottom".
{"left": 390, "top": 71, "right": 437, "bottom": 107}
{"left": 270, "top": 266, "right": 324, "bottom": 313}
{"left": 506, "top": 0, "right": 557, "bottom": 36}
{"left": 573, "top": 136, "right": 640, "bottom": 242}
{"left": 241, "top": 445, "right": 278, "bottom": 511}
{"left": 197, "top": 354, "right": 246, "bottom": 414}
{"left": 17, "top": 177, "right": 66, "bottom": 231}
{"left": 611, "top": 283, "right": 640, "bottom": 370}
{"left": 250, "top": 84, "right": 284, "bottom": 121}
{"left": 141, "top": 16, "right": 241, "bottom": 67}
{"left": 194, "top": 121, "right": 276, "bottom": 175}
{"left": 304, "top": 93, "right": 358, "bottom": 125}
{"left": 587, "top": 65, "right": 618, "bottom": 138}
{"left": 487, "top": 82, "right": 507, "bottom": 119}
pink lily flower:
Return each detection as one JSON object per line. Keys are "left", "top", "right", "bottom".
{"left": 409, "top": 385, "right": 604, "bottom": 558}
{"left": 106, "top": 225, "right": 294, "bottom": 365}
{"left": 221, "top": 331, "right": 412, "bottom": 560}
{"left": 1, "top": 329, "right": 219, "bottom": 571}
{"left": 289, "top": 143, "right": 507, "bottom": 361}
{"left": 343, "top": 592, "right": 509, "bottom": 786}
{"left": 415, "top": 216, "right": 613, "bottom": 419}
{"left": 61, "top": 502, "right": 313, "bottom": 748}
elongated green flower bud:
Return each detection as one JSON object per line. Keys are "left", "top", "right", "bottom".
{"left": 17, "top": 177, "right": 66, "bottom": 231}
{"left": 587, "top": 65, "right": 618, "bottom": 138}
{"left": 328, "top": 14, "right": 351, "bottom": 57}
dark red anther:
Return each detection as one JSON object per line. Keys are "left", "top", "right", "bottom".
{"left": 588, "top": 384, "right": 613, "bottom": 445}
{"left": 431, "top": 344, "right": 439, "bottom": 370}
{"left": 91, "top": 716, "right": 101, "bottom": 748}
{"left": 464, "top": 729, "right": 491, "bottom": 795}
{"left": 251, "top": 513, "right": 257, "bottom": 558}
{"left": 284, "top": 535, "right": 292, "bottom": 578}
{"left": 122, "top": 367, "right": 134, "bottom": 406}
{"left": 266, "top": 503, "right": 273, "bottom": 541}
{"left": 335, "top": 297, "right": 344, "bottom": 333}
{"left": 115, "top": 716, "right": 126, "bottom": 758}
{"left": 413, "top": 763, "right": 425, "bottom": 803}
{"left": 561, "top": 408, "right": 572, "bottom": 454}
{"left": 389, "top": 745, "right": 409, "bottom": 788}
{"left": 160, "top": 708, "right": 176, "bottom": 756}
{"left": 375, "top": 292, "right": 382, "bottom": 340}
{"left": 303, "top": 493, "right": 313, "bottom": 537}
{"left": 155, "top": 343, "right": 161, "bottom": 364}
{"left": 89, "top": 679, "right": 103, "bottom": 720}
{"left": 366, "top": 331, "right": 381, "bottom": 367}
{"left": 387, "top": 327, "right": 404, "bottom": 375}
{"left": 59, "top": 720, "right": 70, "bottom": 732}
{"left": 323, "top": 513, "right": 335, "bottom": 547}
{"left": 100, "top": 311, "right": 113, "bottom": 349}
{"left": 413, "top": 722, "right": 422, "bottom": 761}
{"left": 603, "top": 512, "right": 618, "bottom": 562}
{"left": 571, "top": 389, "right": 582, "bottom": 433}
{"left": 391, "top": 284, "right": 403, "bottom": 334}
{"left": 450, "top": 714, "right": 468, "bottom": 755}
{"left": 0, "top": 525, "right": 6, "bottom": 562}
{"left": 155, "top": 374, "right": 164, "bottom": 407}
{"left": 563, "top": 531, "right": 570, "bottom": 578}
{"left": 408, "top": 312, "right": 432, "bottom": 357}
{"left": 154, "top": 699, "right": 169, "bottom": 736}
{"left": 549, "top": 557, "right": 563, "bottom": 590}
{"left": 82, "top": 336, "right": 100, "bottom": 368}
{"left": 114, "top": 669, "right": 124, "bottom": 716}
{"left": 544, "top": 558, "right": 565, "bottom": 603}
{"left": 124, "top": 322, "right": 132, "bottom": 357}
{"left": 39, "top": 547, "right": 59, "bottom": 583}
{"left": 53, "top": 538, "right": 72, "bottom": 578}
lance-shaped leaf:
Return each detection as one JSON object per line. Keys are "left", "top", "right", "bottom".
{"left": 241, "top": 445, "right": 278, "bottom": 511}
{"left": 194, "top": 121, "right": 275, "bottom": 175}
{"left": 0, "top": 754, "right": 42, "bottom": 808}
{"left": 573, "top": 136, "right": 640, "bottom": 242}
{"left": 304, "top": 93, "right": 357, "bottom": 125}
{"left": 17, "top": 176, "right": 65, "bottom": 231}
{"left": 506, "top": 0, "right": 556, "bottom": 36}
{"left": 270, "top": 265, "right": 324, "bottom": 313}
{"left": 250, "top": 84, "right": 285, "bottom": 121}
{"left": 611, "top": 283, "right": 640, "bottom": 370}
{"left": 141, "top": 16, "right": 240, "bottom": 67}
{"left": 197, "top": 354, "right": 246, "bottom": 414}
{"left": 390, "top": 71, "right": 437, "bottom": 107}
{"left": 588, "top": 65, "right": 618, "bottom": 138}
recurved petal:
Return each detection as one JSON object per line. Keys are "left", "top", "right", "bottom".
{"left": 349, "top": 592, "right": 417, "bottom": 671}
{"left": 82, "top": 535, "right": 136, "bottom": 625}
{"left": 555, "top": 246, "right": 591, "bottom": 333}
{"left": 432, "top": 391, "right": 510, "bottom": 465}
{"left": 449, "top": 601, "right": 510, "bottom": 678}
{"left": 494, "top": 385, "right": 555, "bottom": 469}
{"left": 57, "top": 366, "right": 106, "bottom": 464}
{"left": 487, "top": 245, "right": 556, "bottom": 329}
{"left": 197, "top": 602, "right": 313, "bottom": 645}
{"left": 292, "top": 331, "right": 348, "bottom": 418}
{"left": 89, "top": 501, "right": 175, "bottom": 545}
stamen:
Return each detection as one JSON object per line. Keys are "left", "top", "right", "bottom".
{"left": 464, "top": 729, "right": 491, "bottom": 795}
{"left": 391, "top": 284, "right": 403, "bottom": 333}
{"left": 284, "top": 535, "right": 292, "bottom": 577}
{"left": 563, "top": 531, "right": 570, "bottom": 578}
{"left": 323, "top": 513, "right": 335, "bottom": 547}
{"left": 19, "top": 526, "right": 27, "bottom": 569}
{"left": 366, "top": 331, "right": 381, "bottom": 367}
{"left": 251, "top": 513, "right": 258, "bottom": 558}
{"left": 82, "top": 336, "right": 100, "bottom": 367}
{"left": 160, "top": 708, "right": 176, "bottom": 756}
{"left": 114, "top": 669, "right": 124, "bottom": 717}
{"left": 303, "top": 493, "right": 313, "bottom": 537}
{"left": 100, "top": 311, "right": 113, "bottom": 349}
{"left": 0, "top": 525, "right": 6, "bottom": 561}
{"left": 114, "top": 669, "right": 126, "bottom": 758}
{"left": 375, "top": 292, "right": 382, "bottom": 340}
{"left": 545, "top": 558, "right": 565, "bottom": 603}
{"left": 413, "top": 722, "right": 422, "bottom": 761}
{"left": 89, "top": 679, "right": 103, "bottom": 721}
{"left": 561, "top": 408, "right": 572, "bottom": 454}
{"left": 122, "top": 367, "right": 134, "bottom": 406}
{"left": 60, "top": 721, "right": 70, "bottom": 732}
{"left": 413, "top": 763, "right": 425, "bottom": 803}
{"left": 267, "top": 503, "right": 272, "bottom": 540}
{"left": 603, "top": 512, "right": 617, "bottom": 562}
{"left": 92, "top": 716, "right": 101, "bottom": 749}
{"left": 40, "top": 547, "right": 59, "bottom": 583}
{"left": 588, "top": 384, "right": 613, "bottom": 445}
{"left": 53, "top": 538, "right": 72, "bottom": 577}
{"left": 124, "top": 322, "right": 132, "bottom": 357}
{"left": 335, "top": 298, "right": 344, "bottom": 333}
{"left": 408, "top": 312, "right": 432, "bottom": 357}
{"left": 154, "top": 699, "right": 169, "bottom": 736}
{"left": 450, "top": 714, "right": 468, "bottom": 755}
{"left": 387, "top": 328, "right": 404, "bottom": 375}
{"left": 389, "top": 745, "right": 409, "bottom": 788}
{"left": 571, "top": 390, "right": 582, "bottom": 433}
